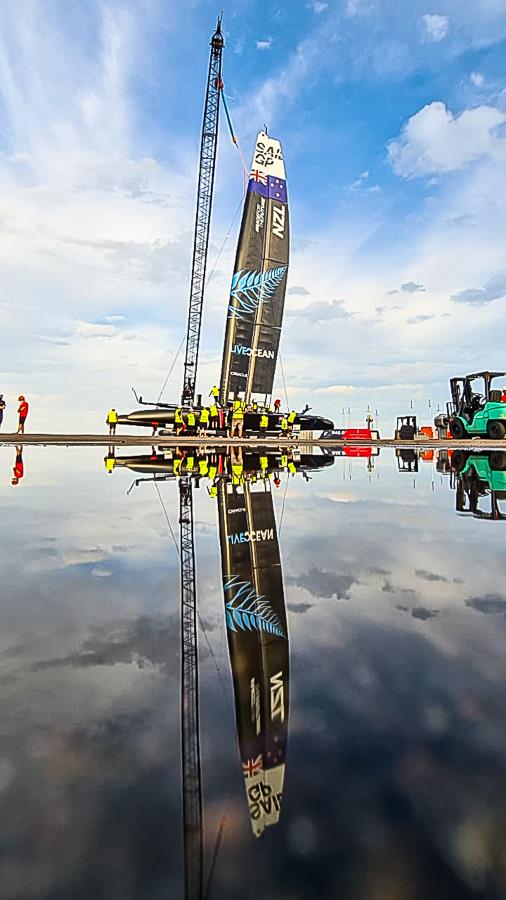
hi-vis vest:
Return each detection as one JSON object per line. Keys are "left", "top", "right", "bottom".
{"left": 175, "top": 407, "right": 183, "bottom": 423}
{"left": 107, "top": 409, "right": 118, "bottom": 424}
{"left": 280, "top": 454, "right": 288, "bottom": 468}
{"left": 211, "top": 386, "right": 219, "bottom": 398}
{"left": 200, "top": 407, "right": 209, "bottom": 424}
{"left": 232, "top": 400, "right": 244, "bottom": 420}
{"left": 173, "top": 458, "right": 182, "bottom": 475}
{"left": 260, "top": 456, "right": 268, "bottom": 470}
{"left": 288, "top": 410, "right": 296, "bottom": 424}
{"left": 232, "top": 463, "right": 244, "bottom": 484}
{"left": 187, "top": 411, "right": 196, "bottom": 426}
{"left": 280, "top": 417, "right": 288, "bottom": 430}
{"left": 260, "top": 414, "right": 268, "bottom": 428}
{"left": 210, "top": 404, "right": 218, "bottom": 417}
{"left": 105, "top": 456, "right": 115, "bottom": 471}
{"left": 199, "top": 459, "right": 209, "bottom": 476}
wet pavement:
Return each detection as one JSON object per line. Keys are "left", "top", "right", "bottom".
{"left": 0, "top": 445, "right": 504, "bottom": 899}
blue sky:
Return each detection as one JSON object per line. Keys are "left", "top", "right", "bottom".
{"left": 1, "top": 0, "right": 506, "bottom": 431}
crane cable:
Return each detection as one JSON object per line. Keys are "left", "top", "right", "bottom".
{"left": 220, "top": 89, "right": 248, "bottom": 194}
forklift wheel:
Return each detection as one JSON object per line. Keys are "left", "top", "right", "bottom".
{"left": 451, "top": 450, "right": 468, "bottom": 473}
{"left": 449, "top": 418, "right": 467, "bottom": 439}
{"left": 487, "top": 420, "right": 506, "bottom": 440}
{"left": 490, "top": 451, "right": 506, "bottom": 470}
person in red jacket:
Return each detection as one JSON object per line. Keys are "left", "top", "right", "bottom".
{"left": 11, "top": 446, "right": 24, "bottom": 485}
{"left": 17, "top": 395, "right": 29, "bottom": 433}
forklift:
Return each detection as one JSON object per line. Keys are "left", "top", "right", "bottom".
{"left": 445, "top": 371, "right": 506, "bottom": 439}
{"left": 451, "top": 450, "right": 506, "bottom": 520}
{"left": 395, "top": 415, "right": 417, "bottom": 440}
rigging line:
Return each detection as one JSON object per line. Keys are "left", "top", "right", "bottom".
{"left": 279, "top": 350, "right": 290, "bottom": 411}
{"left": 220, "top": 90, "right": 248, "bottom": 194}
{"left": 153, "top": 480, "right": 180, "bottom": 558}
{"left": 279, "top": 470, "right": 290, "bottom": 534}
{"left": 156, "top": 195, "right": 242, "bottom": 403}
{"left": 156, "top": 333, "right": 186, "bottom": 405}
{"left": 154, "top": 479, "right": 229, "bottom": 704}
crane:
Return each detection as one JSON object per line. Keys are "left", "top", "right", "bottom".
{"left": 179, "top": 16, "right": 225, "bottom": 900}
{"left": 181, "top": 16, "right": 224, "bottom": 407}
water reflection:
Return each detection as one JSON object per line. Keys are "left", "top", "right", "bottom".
{"left": 450, "top": 450, "right": 506, "bottom": 520}
{"left": 0, "top": 446, "right": 505, "bottom": 899}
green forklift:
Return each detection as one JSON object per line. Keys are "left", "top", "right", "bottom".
{"left": 446, "top": 371, "right": 506, "bottom": 439}
{"left": 451, "top": 450, "right": 506, "bottom": 520}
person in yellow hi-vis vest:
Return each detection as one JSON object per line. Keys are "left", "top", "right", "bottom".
{"left": 186, "top": 409, "right": 196, "bottom": 436}
{"left": 230, "top": 398, "right": 245, "bottom": 439}
{"left": 174, "top": 406, "right": 183, "bottom": 436}
{"left": 259, "top": 412, "right": 269, "bottom": 441}
{"left": 104, "top": 453, "right": 116, "bottom": 473}
{"left": 280, "top": 416, "right": 288, "bottom": 436}
{"left": 199, "top": 406, "right": 210, "bottom": 436}
{"left": 287, "top": 410, "right": 297, "bottom": 435}
{"left": 209, "top": 403, "right": 219, "bottom": 430}
{"left": 106, "top": 408, "right": 118, "bottom": 435}
{"left": 209, "top": 385, "right": 220, "bottom": 407}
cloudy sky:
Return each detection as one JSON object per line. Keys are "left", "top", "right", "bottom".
{"left": 1, "top": 0, "right": 506, "bottom": 432}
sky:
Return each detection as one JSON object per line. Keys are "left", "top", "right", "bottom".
{"left": 1, "top": 0, "right": 506, "bottom": 432}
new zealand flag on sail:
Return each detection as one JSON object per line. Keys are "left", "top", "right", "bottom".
{"left": 248, "top": 172, "right": 288, "bottom": 203}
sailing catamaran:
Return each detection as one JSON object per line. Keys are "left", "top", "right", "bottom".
{"left": 117, "top": 131, "right": 333, "bottom": 436}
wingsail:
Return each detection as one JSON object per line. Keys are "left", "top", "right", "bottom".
{"left": 220, "top": 132, "right": 290, "bottom": 405}
{"left": 218, "top": 479, "right": 289, "bottom": 837}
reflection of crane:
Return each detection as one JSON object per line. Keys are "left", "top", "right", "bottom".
{"left": 179, "top": 16, "right": 224, "bottom": 900}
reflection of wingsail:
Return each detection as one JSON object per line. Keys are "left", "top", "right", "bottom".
{"left": 218, "top": 479, "right": 289, "bottom": 837}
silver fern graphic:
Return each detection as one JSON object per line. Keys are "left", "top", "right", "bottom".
{"left": 228, "top": 266, "right": 287, "bottom": 320}
{"left": 224, "top": 576, "right": 286, "bottom": 637}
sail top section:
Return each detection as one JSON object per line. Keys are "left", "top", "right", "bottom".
{"left": 248, "top": 131, "right": 286, "bottom": 186}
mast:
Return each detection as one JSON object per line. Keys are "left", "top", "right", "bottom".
{"left": 182, "top": 17, "right": 224, "bottom": 406}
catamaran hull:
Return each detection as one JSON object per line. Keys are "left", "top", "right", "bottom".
{"left": 116, "top": 407, "right": 333, "bottom": 434}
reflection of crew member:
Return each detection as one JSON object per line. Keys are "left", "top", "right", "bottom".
{"left": 280, "top": 416, "right": 288, "bottom": 436}
{"left": 17, "top": 395, "right": 29, "bottom": 434}
{"left": 11, "top": 446, "right": 24, "bottom": 485}
{"left": 104, "top": 451, "right": 116, "bottom": 473}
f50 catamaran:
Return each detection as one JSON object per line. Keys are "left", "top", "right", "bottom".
{"left": 117, "top": 132, "right": 333, "bottom": 435}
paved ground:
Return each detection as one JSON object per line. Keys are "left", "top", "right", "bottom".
{"left": 1, "top": 432, "right": 506, "bottom": 450}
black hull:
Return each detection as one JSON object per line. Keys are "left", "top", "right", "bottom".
{"left": 116, "top": 405, "right": 333, "bottom": 434}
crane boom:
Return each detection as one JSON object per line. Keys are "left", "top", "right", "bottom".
{"left": 181, "top": 17, "right": 224, "bottom": 406}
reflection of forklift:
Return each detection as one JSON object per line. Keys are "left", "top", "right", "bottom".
{"left": 451, "top": 450, "right": 506, "bottom": 520}
{"left": 395, "top": 416, "right": 417, "bottom": 440}
{"left": 445, "top": 372, "right": 506, "bottom": 439}
{"left": 396, "top": 448, "right": 418, "bottom": 473}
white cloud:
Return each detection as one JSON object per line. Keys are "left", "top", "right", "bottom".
{"left": 421, "top": 13, "right": 449, "bottom": 42}
{"left": 470, "top": 71, "right": 484, "bottom": 86}
{"left": 256, "top": 38, "right": 273, "bottom": 51}
{"left": 388, "top": 101, "right": 506, "bottom": 177}
{"left": 75, "top": 321, "right": 120, "bottom": 339}
{"left": 307, "top": 1, "right": 328, "bottom": 13}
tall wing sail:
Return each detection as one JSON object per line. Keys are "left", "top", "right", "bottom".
{"left": 220, "top": 132, "right": 289, "bottom": 404}
{"left": 218, "top": 479, "right": 289, "bottom": 837}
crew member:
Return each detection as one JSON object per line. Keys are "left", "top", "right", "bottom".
{"left": 230, "top": 398, "right": 245, "bottom": 439}
{"left": 259, "top": 411, "right": 269, "bottom": 440}
{"left": 501, "top": 388, "right": 506, "bottom": 402}
{"left": 173, "top": 454, "right": 183, "bottom": 477}
{"left": 209, "top": 385, "right": 220, "bottom": 406}
{"left": 17, "top": 395, "right": 28, "bottom": 434}
{"left": 280, "top": 416, "right": 288, "bottom": 437}
{"left": 274, "top": 398, "right": 281, "bottom": 413}
{"left": 0, "top": 394, "right": 5, "bottom": 428}
{"left": 210, "top": 402, "right": 219, "bottom": 430}
{"left": 106, "top": 408, "right": 118, "bottom": 435}
{"left": 287, "top": 410, "right": 297, "bottom": 432}
{"left": 11, "top": 446, "right": 24, "bottom": 485}
{"left": 259, "top": 454, "right": 269, "bottom": 480}
{"left": 186, "top": 408, "right": 196, "bottom": 437}
{"left": 198, "top": 456, "right": 209, "bottom": 478}
{"left": 199, "top": 406, "right": 210, "bottom": 435}
{"left": 174, "top": 406, "right": 184, "bottom": 436}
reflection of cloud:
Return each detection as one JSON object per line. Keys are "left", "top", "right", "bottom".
{"left": 287, "top": 602, "right": 313, "bottom": 614}
{"left": 415, "top": 569, "right": 448, "bottom": 583}
{"left": 288, "top": 568, "right": 356, "bottom": 600}
{"left": 29, "top": 614, "right": 179, "bottom": 674}
{"left": 465, "top": 595, "right": 506, "bottom": 615}
{"left": 397, "top": 604, "right": 438, "bottom": 620}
